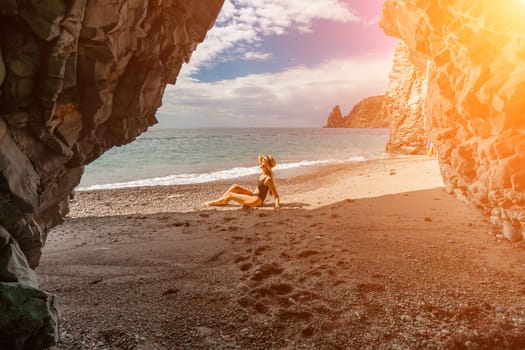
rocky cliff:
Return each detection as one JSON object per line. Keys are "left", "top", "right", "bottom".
{"left": 0, "top": 1, "right": 223, "bottom": 348}
{"left": 381, "top": 0, "right": 525, "bottom": 240}
{"left": 324, "top": 96, "right": 387, "bottom": 128}
{"left": 384, "top": 42, "right": 427, "bottom": 154}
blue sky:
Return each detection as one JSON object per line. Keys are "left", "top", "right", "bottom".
{"left": 157, "top": 0, "right": 399, "bottom": 128}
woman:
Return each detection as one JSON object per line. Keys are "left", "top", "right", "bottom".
{"left": 206, "top": 154, "right": 280, "bottom": 208}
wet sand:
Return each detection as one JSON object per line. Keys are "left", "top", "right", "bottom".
{"left": 42, "top": 157, "right": 525, "bottom": 349}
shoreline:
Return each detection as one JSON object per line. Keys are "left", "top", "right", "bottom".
{"left": 69, "top": 156, "right": 443, "bottom": 218}
{"left": 76, "top": 127, "right": 390, "bottom": 191}
{"left": 75, "top": 155, "right": 391, "bottom": 192}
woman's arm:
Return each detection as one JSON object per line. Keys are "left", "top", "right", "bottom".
{"left": 265, "top": 177, "right": 280, "bottom": 208}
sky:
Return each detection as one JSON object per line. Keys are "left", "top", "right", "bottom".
{"left": 157, "top": 0, "right": 399, "bottom": 128}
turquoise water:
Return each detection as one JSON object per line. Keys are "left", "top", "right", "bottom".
{"left": 78, "top": 128, "right": 392, "bottom": 190}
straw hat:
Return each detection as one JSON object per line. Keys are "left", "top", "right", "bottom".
{"left": 262, "top": 154, "right": 276, "bottom": 168}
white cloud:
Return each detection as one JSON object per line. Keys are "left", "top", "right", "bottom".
{"left": 159, "top": 54, "right": 393, "bottom": 128}
{"left": 182, "top": 0, "right": 360, "bottom": 76}
{"left": 244, "top": 51, "right": 272, "bottom": 60}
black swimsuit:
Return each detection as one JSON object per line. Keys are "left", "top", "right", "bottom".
{"left": 256, "top": 177, "right": 270, "bottom": 201}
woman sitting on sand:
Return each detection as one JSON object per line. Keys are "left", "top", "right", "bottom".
{"left": 206, "top": 154, "right": 280, "bottom": 209}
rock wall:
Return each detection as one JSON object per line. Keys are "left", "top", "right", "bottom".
{"left": 384, "top": 42, "right": 427, "bottom": 154}
{"left": 324, "top": 96, "right": 387, "bottom": 128}
{"left": 381, "top": 0, "right": 525, "bottom": 240}
{"left": 0, "top": 1, "right": 223, "bottom": 348}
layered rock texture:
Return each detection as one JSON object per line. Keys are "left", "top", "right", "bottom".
{"left": 384, "top": 42, "right": 427, "bottom": 154}
{"left": 381, "top": 0, "right": 525, "bottom": 240}
{"left": 324, "top": 96, "right": 387, "bottom": 128}
{"left": 0, "top": 0, "right": 223, "bottom": 348}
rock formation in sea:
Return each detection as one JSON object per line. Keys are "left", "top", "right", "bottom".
{"left": 324, "top": 96, "right": 387, "bottom": 128}
{"left": 381, "top": 0, "right": 525, "bottom": 241}
{"left": 0, "top": 1, "right": 224, "bottom": 348}
{"left": 325, "top": 105, "right": 345, "bottom": 128}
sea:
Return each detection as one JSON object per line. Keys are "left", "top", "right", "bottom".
{"left": 77, "top": 128, "right": 393, "bottom": 190}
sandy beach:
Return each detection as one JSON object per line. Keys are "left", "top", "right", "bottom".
{"left": 41, "top": 157, "right": 525, "bottom": 349}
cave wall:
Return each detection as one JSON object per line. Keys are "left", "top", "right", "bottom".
{"left": 381, "top": 0, "right": 525, "bottom": 240}
{"left": 383, "top": 41, "right": 427, "bottom": 155}
{"left": 0, "top": 0, "right": 224, "bottom": 348}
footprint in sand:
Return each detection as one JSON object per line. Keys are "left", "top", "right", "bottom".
{"left": 234, "top": 255, "right": 249, "bottom": 263}
{"left": 306, "top": 269, "right": 322, "bottom": 277}
{"left": 312, "top": 304, "right": 334, "bottom": 315}
{"left": 206, "top": 250, "right": 225, "bottom": 263}
{"left": 336, "top": 260, "right": 351, "bottom": 270}
{"left": 354, "top": 283, "right": 386, "bottom": 293}
{"left": 254, "top": 302, "right": 268, "bottom": 314}
{"left": 251, "top": 282, "right": 294, "bottom": 298}
{"left": 280, "top": 252, "right": 291, "bottom": 259}
{"left": 332, "top": 279, "right": 347, "bottom": 287}
{"left": 237, "top": 296, "right": 254, "bottom": 308}
{"left": 254, "top": 245, "right": 270, "bottom": 256}
{"left": 250, "top": 263, "right": 283, "bottom": 281}
{"left": 172, "top": 221, "right": 190, "bottom": 227}
{"left": 239, "top": 263, "right": 252, "bottom": 271}
{"left": 277, "top": 309, "right": 313, "bottom": 322}
{"left": 301, "top": 325, "right": 315, "bottom": 338}
{"left": 296, "top": 250, "right": 320, "bottom": 259}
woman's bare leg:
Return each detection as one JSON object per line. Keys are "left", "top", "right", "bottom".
{"left": 225, "top": 184, "right": 253, "bottom": 196}
{"left": 225, "top": 193, "right": 262, "bottom": 207}
{"left": 206, "top": 184, "right": 254, "bottom": 206}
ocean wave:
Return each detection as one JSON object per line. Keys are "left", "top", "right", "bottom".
{"left": 76, "top": 157, "right": 367, "bottom": 191}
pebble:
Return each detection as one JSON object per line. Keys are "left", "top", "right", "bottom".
{"left": 495, "top": 305, "right": 506, "bottom": 313}
{"left": 196, "top": 326, "right": 214, "bottom": 337}
{"left": 415, "top": 315, "right": 427, "bottom": 323}
{"left": 401, "top": 314, "right": 413, "bottom": 322}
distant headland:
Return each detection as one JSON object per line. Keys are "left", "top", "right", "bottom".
{"left": 324, "top": 95, "right": 387, "bottom": 128}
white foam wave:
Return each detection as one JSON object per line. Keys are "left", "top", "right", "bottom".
{"left": 76, "top": 157, "right": 367, "bottom": 191}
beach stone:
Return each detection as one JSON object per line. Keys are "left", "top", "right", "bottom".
{"left": 196, "top": 326, "right": 215, "bottom": 338}
{"left": 0, "top": 0, "right": 224, "bottom": 347}
{"left": 381, "top": 0, "right": 525, "bottom": 240}
{"left": 0, "top": 282, "right": 58, "bottom": 350}
{"left": 415, "top": 315, "right": 427, "bottom": 324}
{"left": 401, "top": 314, "right": 413, "bottom": 322}
{"left": 495, "top": 305, "right": 506, "bottom": 313}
